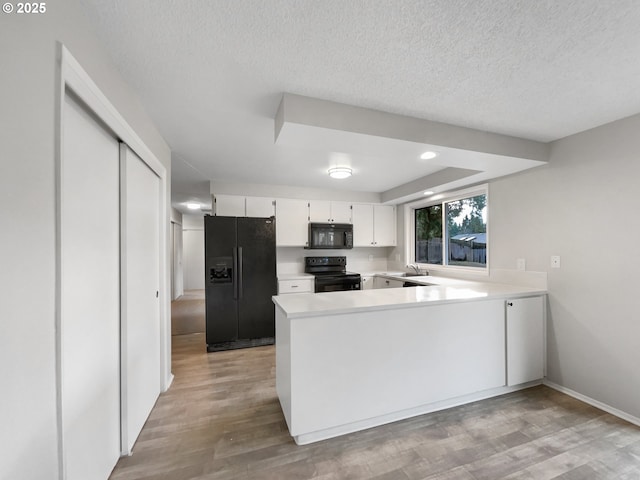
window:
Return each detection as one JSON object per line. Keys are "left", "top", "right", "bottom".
{"left": 415, "top": 204, "right": 442, "bottom": 264}
{"left": 408, "top": 186, "right": 488, "bottom": 271}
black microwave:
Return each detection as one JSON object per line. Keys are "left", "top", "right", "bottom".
{"left": 308, "top": 223, "right": 353, "bottom": 249}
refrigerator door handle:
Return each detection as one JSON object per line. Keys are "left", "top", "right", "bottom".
{"left": 238, "top": 246, "right": 244, "bottom": 299}
{"left": 232, "top": 247, "right": 238, "bottom": 300}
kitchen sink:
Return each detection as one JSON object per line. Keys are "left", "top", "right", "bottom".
{"left": 401, "top": 273, "right": 429, "bottom": 277}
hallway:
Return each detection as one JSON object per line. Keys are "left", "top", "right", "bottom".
{"left": 171, "top": 290, "right": 206, "bottom": 336}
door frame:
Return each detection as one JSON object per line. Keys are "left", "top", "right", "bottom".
{"left": 56, "top": 44, "right": 172, "bottom": 478}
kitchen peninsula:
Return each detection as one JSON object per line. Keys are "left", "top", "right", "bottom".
{"left": 273, "top": 276, "right": 546, "bottom": 445}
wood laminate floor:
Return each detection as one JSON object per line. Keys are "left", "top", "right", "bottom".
{"left": 110, "top": 333, "right": 640, "bottom": 479}
{"left": 171, "top": 290, "right": 205, "bottom": 336}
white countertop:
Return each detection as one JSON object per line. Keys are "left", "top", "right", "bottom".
{"left": 272, "top": 274, "right": 546, "bottom": 318}
{"left": 374, "top": 272, "right": 478, "bottom": 286}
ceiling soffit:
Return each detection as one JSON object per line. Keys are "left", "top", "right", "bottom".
{"left": 276, "top": 94, "right": 549, "bottom": 203}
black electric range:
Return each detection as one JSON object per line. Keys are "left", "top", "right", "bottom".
{"left": 305, "top": 256, "right": 361, "bottom": 293}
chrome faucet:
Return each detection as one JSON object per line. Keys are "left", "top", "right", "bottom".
{"left": 407, "top": 264, "right": 428, "bottom": 275}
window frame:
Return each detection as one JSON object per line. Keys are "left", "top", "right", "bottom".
{"left": 404, "top": 184, "right": 489, "bottom": 275}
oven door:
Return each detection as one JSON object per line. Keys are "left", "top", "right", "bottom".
{"left": 315, "top": 274, "right": 362, "bottom": 293}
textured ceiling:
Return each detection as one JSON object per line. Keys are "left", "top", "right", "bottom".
{"left": 78, "top": 0, "right": 640, "bottom": 207}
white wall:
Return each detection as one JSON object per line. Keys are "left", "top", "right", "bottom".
{"left": 489, "top": 113, "right": 640, "bottom": 421}
{"left": 182, "top": 214, "right": 205, "bottom": 290}
{"left": 0, "top": 4, "right": 171, "bottom": 479}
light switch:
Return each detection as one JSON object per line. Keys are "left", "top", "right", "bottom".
{"left": 551, "top": 255, "right": 561, "bottom": 268}
{"left": 517, "top": 258, "right": 526, "bottom": 271}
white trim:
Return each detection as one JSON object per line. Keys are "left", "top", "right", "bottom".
{"left": 543, "top": 379, "right": 640, "bottom": 428}
{"left": 404, "top": 184, "right": 489, "bottom": 275}
{"left": 119, "top": 143, "right": 130, "bottom": 456}
{"left": 57, "top": 43, "right": 171, "bottom": 475}
{"left": 55, "top": 43, "right": 66, "bottom": 480}
{"left": 60, "top": 48, "right": 166, "bottom": 177}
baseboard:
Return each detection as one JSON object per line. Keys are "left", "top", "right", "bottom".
{"left": 543, "top": 379, "right": 640, "bottom": 428}
{"left": 293, "top": 380, "right": 542, "bottom": 445}
{"left": 207, "top": 337, "right": 275, "bottom": 352}
{"left": 163, "top": 373, "right": 174, "bottom": 392}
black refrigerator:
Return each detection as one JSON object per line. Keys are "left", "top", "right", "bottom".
{"left": 204, "top": 215, "right": 277, "bottom": 352}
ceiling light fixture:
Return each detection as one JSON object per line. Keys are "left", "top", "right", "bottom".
{"left": 186, "top": 203, "right": 201, "bottom": 210}
{"left": 420, "top": 151, "right": 439, "bottom": 160}
{"left": 328, "top": 167, "right": 352, "bottom": 179}
{"left": 423, "top": 190, "right": 435, "bottom": 195}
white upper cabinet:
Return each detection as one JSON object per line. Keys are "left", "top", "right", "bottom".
{"left": 308, "top": 200, "right": 331, "bottom": 223}
{"left": 215, "top": 194, "right": 245, "bottom": 216}
{"left": 309, "top": 200, "right": 352, "bottom": 223}
{"left": 352, "top": 204, "right": 396, "bottom": 246}
{"left": 373, "top": 205, "right": 396, "bottom": 246}
{"left": 216, "top": 194, "right": 393, "bottom": 247}
{"left": 330, "top": 201, "right": 353, "bottom": 223}
{"left": 215, "top": 195, "right": 275, "bottom": 217}
{"left": 352, "top": 204, "right": 375, "bottom": 246}
{"left": 275, "top": 198, "right": 309, "bottom": 247}
{"left": 246, "top": 196, "right": 275, "bottom": 217}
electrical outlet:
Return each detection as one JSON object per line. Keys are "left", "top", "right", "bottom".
{"left": 551, "top": 255, "right": 561, "bottom": 268}
{"left": 395, "top": 253, "right": 400, "bottom": 261}
{"left": 368, "top": 255, "right": 374, "bottom": 261}
{"left": 516, "top": 258, "right": 526, "bottom": 271}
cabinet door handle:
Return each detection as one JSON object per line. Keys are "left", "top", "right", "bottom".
{"left": 507, "top": 302, "right": 513, "bottom": 307}
{"left": 292, "top": 285, "right": 298, "bottom": 288}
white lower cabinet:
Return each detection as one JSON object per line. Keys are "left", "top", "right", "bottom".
{"left": 506, "top": 296, "right": 545, "bottom": 386}
{"left": 373, "top": 276, "right": 404, "bottom": 289}
{"left": 360, "top": 276, "right": 374, "bottom": 290}
{"left": 278, "top": 278, "right": 314, "bottom": 294}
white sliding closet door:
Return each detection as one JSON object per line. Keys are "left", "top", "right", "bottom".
{"left": 120, "top": 144, "right": 161, "bottom": 454}
{"left": 61, "top": 92, "right": 121, "bottom": 480}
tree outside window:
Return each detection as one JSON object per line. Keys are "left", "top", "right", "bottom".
{"left": 446, "top": 195, "right": 487, "bottom": 268}
{"left": 415, "top": 204, "right": 442, "bottom": 264}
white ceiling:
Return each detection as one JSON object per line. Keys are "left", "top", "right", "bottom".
{"left": 79, "top": 0, "right": 640, "bottom": 210}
